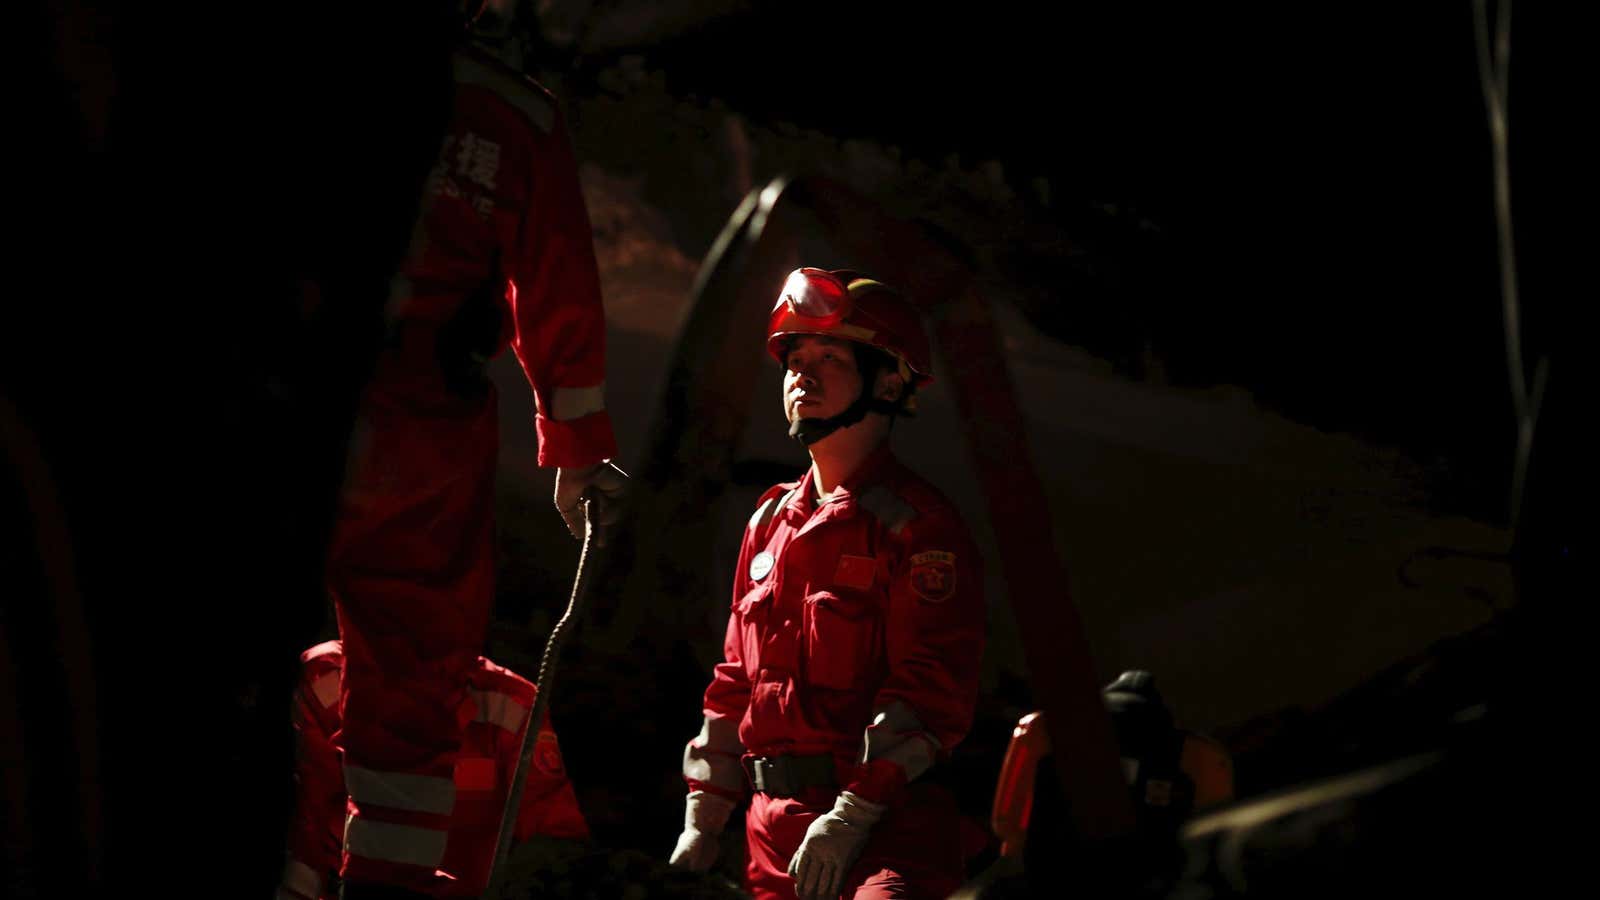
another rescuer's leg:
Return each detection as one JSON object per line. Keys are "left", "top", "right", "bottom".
{"left": 329, "top": 390, "right": 500, "bottom": 898}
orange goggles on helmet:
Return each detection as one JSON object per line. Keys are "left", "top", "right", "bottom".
{"left": 776, "top": 267, "right": 853, "bottom": 328}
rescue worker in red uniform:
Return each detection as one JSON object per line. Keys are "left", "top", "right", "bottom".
{"left": 326, "top": 9, "right": 624, "bottom": 896}
{"left": 669, "top": 269, "right": 986, "bottom": 899}
{"left": 276, "top": 641, "right": 589, "bottom": 900}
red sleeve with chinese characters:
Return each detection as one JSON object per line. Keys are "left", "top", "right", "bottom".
{"left": 503, "top": 102, "right": 616, "bottom": 468}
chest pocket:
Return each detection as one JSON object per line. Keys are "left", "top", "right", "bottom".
{"left": 735, "top": 582, "right": 776, "bottom": 681}
{"left": 802, "top": 589, "right": 880, "bottom": 691}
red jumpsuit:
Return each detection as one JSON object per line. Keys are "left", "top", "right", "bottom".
{"left": 696, "top": 445, "right": 986, "bottom": 899}
{"left": 278, "top": 641, "right": 589, "bottom": 900}
{"left": 326, "top": 43, "right": 615, "bottom": 893}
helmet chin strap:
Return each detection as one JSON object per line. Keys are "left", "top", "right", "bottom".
{"left": 788, "top": 389, "right": 900, "bottom": 447}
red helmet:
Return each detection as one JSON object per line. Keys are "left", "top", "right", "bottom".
{"left": 765, "top": 268, "right": 934, "bottom": 387}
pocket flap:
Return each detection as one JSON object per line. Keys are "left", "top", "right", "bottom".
{"left": 736, "top": 582, "right": 773, "bottom": 613}
{"left": 805, "top": 589, "right": 873, "bottom": 621}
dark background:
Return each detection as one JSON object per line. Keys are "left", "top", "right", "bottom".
{"left": 622, "top": 1, "right": 1538, "bottom": 516}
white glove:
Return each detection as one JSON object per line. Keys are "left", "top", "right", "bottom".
{"left": 668, "top": 790, "right": 736, "bottom": 872}
{"left": 554, "top": 460, "right": 629, "bottom": 545}
{"left": 787, "top": 791, "right": 887, "bottom": 900}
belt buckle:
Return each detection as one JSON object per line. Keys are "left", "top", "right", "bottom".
{"left": 744, "top": 756, "right": 765, "bottom": 794}
{"left": 749, "top": 756, "right": 794, "bottom": 797}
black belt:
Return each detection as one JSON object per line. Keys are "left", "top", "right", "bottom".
{"left": 743, "top": 754, "right": 837, "bottom": 797}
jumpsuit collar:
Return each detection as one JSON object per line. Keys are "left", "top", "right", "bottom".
{"left": 788, "top": 441, "right": 896, "bottom": 525}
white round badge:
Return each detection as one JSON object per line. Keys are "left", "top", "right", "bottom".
{"left": 749, "top": 551, "right": 775, "bottom": 581}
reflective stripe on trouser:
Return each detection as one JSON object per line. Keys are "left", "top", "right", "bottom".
{"left": 330, "top": 390, "right": 499, "bottom": 895}
{"left": 338, "top": 765, "right": 457, "bottom": 884}
{"left": 345, "top": 765, "right": 458, "bottom": 815}
{"left": 341, "top": 801, "right": 459, "bottom": 895}
{"left": 345, "top": 814, "right": 451, "bottom": 868}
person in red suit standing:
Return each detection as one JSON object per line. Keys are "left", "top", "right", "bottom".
{"left": 670, "top": 268, "right": 986, "bottom": 900}
{"left": 326, "top": 7, "right": 624, "bottom": 897}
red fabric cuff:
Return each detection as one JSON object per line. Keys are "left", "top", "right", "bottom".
{"left": 843, "top": 757, "right": 909, "bottom": 808}
{"left": 535, "top": 409, "right": 617, "bottom": 468}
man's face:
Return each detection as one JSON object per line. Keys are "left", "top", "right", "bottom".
{"left": 782, "top": 335, "right": 862, "bottom": 425}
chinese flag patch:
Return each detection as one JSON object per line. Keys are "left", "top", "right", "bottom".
{"left": 909, "top": 551, "right": 957, "bottom": 603}
{"left": 835, "top": 555, "right": 876, "bottom": 590}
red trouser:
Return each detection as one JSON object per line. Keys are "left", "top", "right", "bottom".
{"left": 328, "top": 370, "right": 501, "bottom": 894}
{"left": 744, "top": 783, "right": 963, "bottom": 900}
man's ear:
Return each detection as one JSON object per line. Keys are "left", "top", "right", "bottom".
{"left": 875, "top": 369, "right": 905, "bottom": 403}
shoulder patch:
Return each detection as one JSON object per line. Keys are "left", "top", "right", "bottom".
{"left": 908, "top": 550, "right": 958, "bottom": 603}
{"left": 452, "top": 48, "right": 555, "bottom": 134}
{"left": 859, "top": 486, "right": 917, "bottom": 535}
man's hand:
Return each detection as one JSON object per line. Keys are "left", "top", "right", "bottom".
{"left": 787, "top": 791, "right": 886, "bottom": 900}
{"left": 668, "top": 791, "right": 736, "bottom": 872}
{"left": 553, "top": 460, "right": 628, "bottom": 545}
